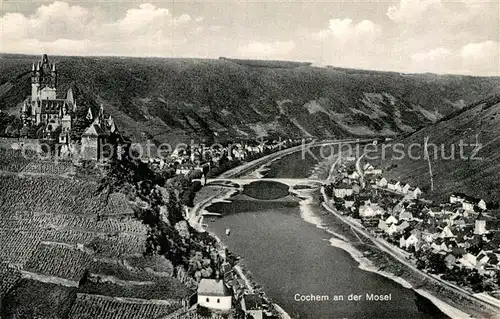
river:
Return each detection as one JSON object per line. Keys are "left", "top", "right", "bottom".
{"left": 206, "top": 149, "right": 449, "bottom": 319}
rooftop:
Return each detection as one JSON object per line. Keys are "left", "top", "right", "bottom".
{"left": 197, "top": 279, "right": 231, "bottom": 297}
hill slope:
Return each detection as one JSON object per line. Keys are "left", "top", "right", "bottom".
{"left": 373, "top": 94, "right": 500, "bottom": 204}
{"left": 1, "top": 54, "right": 500, "bottom": 145}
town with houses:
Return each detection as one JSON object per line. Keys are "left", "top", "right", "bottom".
{"left": 1, "top": 54, "right": 499, "bottom": 318}
{"left": 14, "top": 54, "right": 301, "bottom": 175}
{"left": 325, "top": 160, "right": 500, "bottom": 303}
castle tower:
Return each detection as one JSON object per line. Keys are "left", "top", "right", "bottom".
{"left": 31, "top": 54, "right": 57, "bottom": 101}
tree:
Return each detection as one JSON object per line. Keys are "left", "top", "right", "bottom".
{"left": 426, "top": 253, "right": 446, "bottom": 274}
{"left": 196, "top": 306, "right": 212, "bottom": 318}
{"left": 19, "top": 126, "right": 30, "bottom": 138}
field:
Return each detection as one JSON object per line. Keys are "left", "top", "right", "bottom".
{"left": 67, "top": 293, "right": 182, "bottom": 319}
{"left": 0, "top": 262, "right": 21, "bottom": 301}
{"left": 24, "top": 243, "right": 93, "bottom": 282}
{"left": 89, "top": 259, "right": 173, "bottom": 282}
{"left": 0, "top": 175, "right": 111, "bottom": 216}
{"left": 21, "top": 160, "right": 76, "bottom": 176}
{"left": 2, "top": 279, "right": 78, "bottom": 319}
{"left": 0, "top": 157, "right": 190, "bottom": 318}
{"left": 80, "top": 276, "right": 191, "bottom": 300}
{"left": 88, "top": 233, "right": 147, "bottom": 259}
{"left": 0, "top": 230, "right": 42, "bottom": 267}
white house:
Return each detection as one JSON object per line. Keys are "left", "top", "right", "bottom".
{"left": 476, "top": 251, "right": 490, "bottom": 267}
{"left": 408, "top": 187, "right": 422, "bottom": 199}
{"left": 401, "top": 183, "right": 411, "bottom": 194}
{"left": 398, "top": 210, "right": 413, "bottom": 221}
{"left": 334, "top": 187, "right": 354, "bottom": 199}
{"left": 387, "top": 180, "right": 400, "bottom": 191}
{"left": 400, "top": 233, "right": 420, "bottom": 250}
{"left": 478, "top": 199, "right": 487, "bottom": 211}
{"left": 366, "top": 168, "right": 382, "bottom": 175}
{"left": 450, "top": 194, "right": 465, "bottom": 204}
{"left": 395, "top": 182, "right": 405, "bottom": 193}
{"left": 344, "top": 199, "right": 355, "bottom": 209}
{"left": 406, "top": 232, "right": 421, "bottom": 250}
{"left": 458, "top": 253, "right": 477, "bottom": 269}
{"left": 348, "top": 171, "right": 360, "bottom": 180}
{"left": 386, "top": 223, "right": 399, "bottom": 236}
{"left": 440, "top": 226, "right": 455, "bottom": 238}
{"left": 378, "top": 219, "right": 388, "bottom": 231}
{"left": 385, "top": 215, "right": 398, "bottom": 225}
{"left": 462, "top": 201, "right": 474, "bottom": 212}
{"left": 359, "top": 203, "right": 384, "bottom": 218}
{"left": 431, "top": 242, "right": 442, "bottom": 252}
{"left": 240, "top": 294, "right": 263, "bottom": 319}
{"left": 197, "top": 279, "right": 232, "bottom": 312}
{"left": 474, "top": 214, "right": 487, "bottom": 235}
{"left": 377, "top": 177, "right": 388, "bottom": 188}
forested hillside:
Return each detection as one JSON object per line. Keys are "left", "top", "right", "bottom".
{"left": 1, "top": 54, "right": 499, "bottom": 144}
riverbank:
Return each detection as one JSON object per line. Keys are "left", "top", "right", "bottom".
{"left": 191, "top": 183, "right": 291, "bottom": 318}
{"left": 190, "top": 139, "right": 454, "bottom": 318}
{"left": 318, "top": 187, "right": 499, "bottom": 318}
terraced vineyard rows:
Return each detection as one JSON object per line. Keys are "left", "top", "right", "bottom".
{"left": 42, "top": 229, "right": 97, "bottom": 245}
{"left": 1, "top": 213, "right": 147, "bottom": 234}
{"left": 106, "top": 192, "right": 135, "bottom": 216}
{"left": 0, "top": 149, "right": 31, "bottom": 172}
{"left": 0, "top": 175, "right": 111, "bottom": 215}
{"left": 0, "top": 230, "right": 42, "bottom": 267}
{"left": 88, "top": 234, "right": 147, "bottom": 258}
{"left": 68, "top": 293, "right": 182, "bottom": 319}
{"left": 21, "top": 160, "right": 75, "bottom": 175}
{"left": 80, "top": 277, "right": 192, "bottom": 301}
{"left": 89, "top": 260, "right": 171, "bottom": 282}
{"left": 0, "top": 262, "right": 21, "bottom": 300}
{"left": 0, "top": 157, "right": 186, "bottom": 319}
{"left": 24, "top": 243, "right": 93, "bottom": 282}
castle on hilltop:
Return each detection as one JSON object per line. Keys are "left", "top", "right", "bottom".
{"left": 21, "top": 54, "right": 76, "bottom": 144}
{"left": 20, "top": 54, "right": 123, "bottom": 161}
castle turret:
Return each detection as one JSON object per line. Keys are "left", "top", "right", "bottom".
{"left": 66, "top": 88, "right": 74, "bottom": 105}
{"left": 31, "top": 54, "right": 57, "bottom": 100}
{"left": 21, "top": 101, "right": 29, "bottom": 126}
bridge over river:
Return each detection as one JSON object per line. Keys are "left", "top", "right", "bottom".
{"left": 205, "top": 177, "right": 329, "bottom": 188}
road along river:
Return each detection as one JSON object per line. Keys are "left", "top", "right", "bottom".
{"left": 203, "top": 147, "right": 454, "bottom": 319}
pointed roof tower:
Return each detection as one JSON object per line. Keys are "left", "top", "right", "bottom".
{"left": 21, "top": 100, "right": 28, "bottom": 113}
{"left": 66, "top": 88, "right": 74, "bottom": 105}
{"left": 107, "top": 115, "right": 116, "bottom": 133}
{"left": 98, "top": 104, "right": 104, "bottom": 118}
{"left": 86, "top": 107, "right": 93, "bottom": 121}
